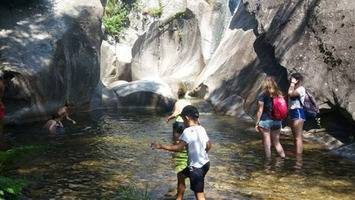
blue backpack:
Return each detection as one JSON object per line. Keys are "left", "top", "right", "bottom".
{"left": 299, "top": 90, "right": 319, "bottom": 118}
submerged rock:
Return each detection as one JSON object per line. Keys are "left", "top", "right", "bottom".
{"left": 331, "top": 143, "right": 355, "bottom": 161}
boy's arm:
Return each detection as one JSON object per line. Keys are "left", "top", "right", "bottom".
{"left": 166, "top": 104, "right": 178, "bottom": 122}
{"left": 205, "top": 141, "right": 212, "bottom": 152}
{"left": 152, "top": 140, "right": 187, "bottom": 152}
{"left": 66, "top": 115, "right": 76, "bottom": 124}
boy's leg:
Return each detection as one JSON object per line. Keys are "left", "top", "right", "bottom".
{"left": 190, "top": 162, "right": 210, "bottom": 200}
{"left": 194, "top": 192, "right": 206, "bottom": 200}
{"left": 176, "top": 172, "right": 186, "bottom": 200}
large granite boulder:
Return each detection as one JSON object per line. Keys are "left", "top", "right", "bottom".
{"left": 0, "top": 0, "right": 103, "bottom": 124}
{"left": 112, "top": 80, "right": 174, "bottom": 110}
{"left": 131, "top": 14, "right": 204, "bottom": 87}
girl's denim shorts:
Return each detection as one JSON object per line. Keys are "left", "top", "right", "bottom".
{"left": 258, "top": 119, "right": 282, "bottom": 130}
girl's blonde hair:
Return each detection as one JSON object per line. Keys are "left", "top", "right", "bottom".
{"left": 262, "top": 76, "right": 283, "bottom": 97}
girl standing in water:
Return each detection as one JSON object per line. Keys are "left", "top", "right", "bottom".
{"left": 255, "top": 76, "right": 286, "bottom": 160}
{"left": 288, "top": 73, "right": 306, "bottom": 168}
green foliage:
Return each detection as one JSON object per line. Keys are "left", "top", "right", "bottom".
{"left": 205, "top": 0, "right": 214, "bottom": 5}
{"left": 147, "top": 7, "right": 162, "bottom": 17}
{"left": 147, "top": 0, "right": 162, "bottom": 17}
{"left": 112, "top": 184, "right": 151, "bottom": 200}
{"left": 0, "top": 145, "right": 46, "bottom": 170}
{"left": 103, "top": 0, "right": 131, "bottom": 38}
{"left": 0, "top": 145, "right": 46, "bottom": 199}
{"left": 0, "top": 176, "right": 27, "bottom": 200}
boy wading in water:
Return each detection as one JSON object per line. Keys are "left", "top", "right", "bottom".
{"left": 165, "top": 86, "right": 191, "bottom": 199}
{"left": 152, "top": 105, "right": 212, "bottom": 200}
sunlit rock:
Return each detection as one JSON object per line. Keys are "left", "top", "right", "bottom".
{"left": 112, "top": 80, "right": 174, "bottom": 110}
{"left": 131, "top": 16, "right": 204, "bottom": 88}
{"left": 100, "top": 40, "right": 132, "bottom": 87}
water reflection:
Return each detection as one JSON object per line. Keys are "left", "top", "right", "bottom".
{"left": 4, "top": 106, "right": 355, "bottom": 199}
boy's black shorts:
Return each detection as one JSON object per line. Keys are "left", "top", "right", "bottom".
{"left": 182, "top": 162, "right": 210, "bottom": 193}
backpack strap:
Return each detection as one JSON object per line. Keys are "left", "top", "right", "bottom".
{"left": 297, "top": 94, "right": 304, "bottom": 107}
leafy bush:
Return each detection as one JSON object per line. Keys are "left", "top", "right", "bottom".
{"left": 112, "top": 184, "right": 151, "bottom": 200}
{"left": 0, "top": 145, "right": 45, "bottom": 170}
{"left": 147, "top": 0, "right": 162, "bottom": 17}
{"left": 0, "top": 176, "right": 27, "bottom": 200}
{"left": 147, "top": 7, "right": 162, "bottom": 17}
{"left": 103, "top": 0, "right": 130, "bottom": 38}
{"left": 0, "top": 145, "right": 46, "bottom": 199}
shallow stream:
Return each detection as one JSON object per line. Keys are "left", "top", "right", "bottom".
{"left": 4, "top": 102, "right": 355, "bottom": 199}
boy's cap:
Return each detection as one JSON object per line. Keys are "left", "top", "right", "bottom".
{"left": 180, "top": 105, "right": 199, "bottom": 119}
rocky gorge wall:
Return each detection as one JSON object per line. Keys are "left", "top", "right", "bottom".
{"left": 0, "top": 0, "right": 103, "bottom": 123}
{"left": 223, "top": 0, "right": 355, "bottom": 122}
{"left": 189, "top": 0, "right": 355, "bottom": 125}
{"left": 1, "top": 0, "right": 353, "bottom": 130}
{"left": 99, "top": 0, "right": 354, "bottom": 133}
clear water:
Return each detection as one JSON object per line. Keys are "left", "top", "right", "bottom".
{"left": 4, "top": 102, "right": 355, "bottom": 199}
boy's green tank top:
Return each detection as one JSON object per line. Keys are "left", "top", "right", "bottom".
{"left": 175, "top": 115, "right": 184, "bottom": 122}
{"left": 173, "top": 150, "right": 188, "bottom": 173}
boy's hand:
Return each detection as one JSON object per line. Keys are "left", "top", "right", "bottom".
{"left": 151, "top": 143, "right": 162, "bottom": 149}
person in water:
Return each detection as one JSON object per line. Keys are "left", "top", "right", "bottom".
{"left": 57, "top": 101, "right": 76, "bottom": 124}
{"left": 288, "top": 72, "right": 306, "bottom": 168}
{"left": 255, "top": 76, "right": 286, "bottom": 161}
{"left": 0, "top": 72, "right": 15, "bottom": 150}
{"left": 44, "top": 113, "right": 64, "bottom": 135}
{"left": 166, "top": 86, "right": 191, "bottom": 141}
{"left": 165, "top": 86, "right": 191, "bottom": 199}
{"left": 152, "top": 105, "right": 212, "bottom": 200}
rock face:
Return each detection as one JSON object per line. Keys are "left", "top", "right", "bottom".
{"left": 0, "top": 0, "right": 103, "bottom": 123}
{"left": 99, "top": 0, "right": 237, "bottom": 107}
{"left": 187, "top": 0, "right": 354, "bottom": 124}
{"left": 101, "top": 0, "right": 354, "bottom": 126}
{"left": 131, "top": 17, "right": 204, "bottom": 85}
{"left": 239, "top": 0, "right": 355, "bottom": 121}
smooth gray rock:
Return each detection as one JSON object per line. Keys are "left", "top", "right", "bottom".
{"left": 100, "top": 40, "right": 132, "bottom": 87}
{"left": 0, "top": 0, "right": 103, "bottom": 124}
{"left": 131, "top": 15, "right": 204, "bottom": 88}
{"left": 112, "top": 80, "right": 174, "bottom": 110}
